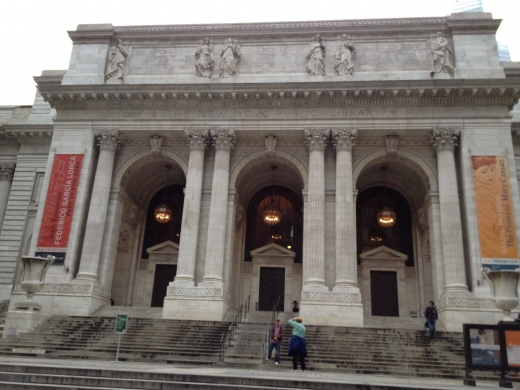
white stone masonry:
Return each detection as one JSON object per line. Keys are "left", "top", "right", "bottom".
{"left": 174, "top": 129, "right": 210, "bottom": 286}
{"left": 303, "top": 128, "right": 329, "bottom": 290}
{"left": 331, "top": 129, "right": 359, "bottom": 291}
{"left": 201, "top": 129, "right": 235, "bottom": 286}
{"left": 0, "top": 164, "right": 15, "bottom": 230}
{"left": 429, "top": 128, "right": 469, "bottom": 293}
{"left": 76, "top": 130, "right": 124, "bottom": 281}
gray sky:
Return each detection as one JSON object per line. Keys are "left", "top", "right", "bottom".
{"left": 1, "top": 0, "right": 518, "bottom": 106}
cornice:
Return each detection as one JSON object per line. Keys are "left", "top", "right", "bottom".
{"left": 112, "top": 18, "right": 449, "bottom": 39}
{"left": 446, "top": 17, "right": 501, "bottom": 35}
{"left": 37, "top": 80, "right": 520, "bottom": 111}
{"left": 0, "top": 126, "right": 53, "bottom": 145}
{"left": 64, "top": 15, "right": 502, "bottom": 43}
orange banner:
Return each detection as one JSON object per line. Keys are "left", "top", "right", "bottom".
{"left": 472, "top": 156, "right": 519, "bottom": 270}
{"left": 35, "top": 154, "right": 83, "bottom": 265}
{"left": 505, "top": 330, "right": 520, "bottom": 367}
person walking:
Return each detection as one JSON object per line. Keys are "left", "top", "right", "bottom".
{"left": 287, "top": 316, "right": 307, "bottom": 372}
{"left": 266, "top": 318, "right": 284, "bottom": 365}
{"left": 424, "top": 301, "right": 438, "bottom": 340}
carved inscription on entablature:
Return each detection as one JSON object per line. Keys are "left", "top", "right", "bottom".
{"left": 355, "top": 41, "right": 428, "bottom": 71}
{"left": 82, "top": 106, "right": 471, "bottom": 121}
{"left": 239, "top": 45, "right": 308, "bottom": 73}
{"left": 128, "top": 47, "right": 194, "bottom": 74}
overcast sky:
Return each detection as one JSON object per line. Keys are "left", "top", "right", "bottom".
{"left": 1, "top": 0, "right": 518, "bottom": 106}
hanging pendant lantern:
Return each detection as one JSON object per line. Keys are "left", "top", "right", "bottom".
{"left": 154, "top": 164, "right": 173, "bottom": 223}
{"left": 377, "top": 165, "right": 396, "bottom": 228}
{"left": 263, "top": 165, "right": 282, "bottom": 226}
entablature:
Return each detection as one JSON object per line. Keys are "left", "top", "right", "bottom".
{"left": 37, "top": 79, "right": 520, "bottom": 111}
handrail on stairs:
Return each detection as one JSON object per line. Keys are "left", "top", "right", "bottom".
{"left": 218, "top": 295, "right": 251, "bottom": 361}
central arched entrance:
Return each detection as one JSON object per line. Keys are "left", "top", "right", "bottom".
{"left": 244, "top": 186, "right": 303, "bottom": 311}
{"left": 231, "top": 153, "right": 306, "bottom": 312}
{"left": 354, "top": 158, "right": 434, "bottom": 320}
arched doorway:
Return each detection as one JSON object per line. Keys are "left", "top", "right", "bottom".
{"left": 110, "top": 157, "right": 186, "bottom": 308}
{"left": 357, "top": 186, "right": 413, "bottom": 317}
{"left": 354, "top": 159, "right": 433, "bottom": 319}
{"left": 244, "top": 186, "right": 303, "bottom": 311}
{"left": 231, "top": 156, "right": 305, "bottom": 312}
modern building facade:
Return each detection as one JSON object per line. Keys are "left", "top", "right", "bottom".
{"left": 1, "top": 12, "right": 520, "bottom": 333}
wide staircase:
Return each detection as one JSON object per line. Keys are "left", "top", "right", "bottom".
{"left": 0, "top": 307, "right": 513, "bottom": 387}
{"left": 0, "top": 313, "right": 230, "bottom": 364}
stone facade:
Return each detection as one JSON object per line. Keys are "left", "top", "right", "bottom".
{"left": 1, "top": 12, "right": 520, "bottom": 332}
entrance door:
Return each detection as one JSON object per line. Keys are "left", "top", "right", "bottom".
{"left": 151, "top": 264, "right": 177, "bottom": 307}
{"left": 258, "top": 267, "right": 285, "bottom": 311}
{"left": 370, "top": 270, "right": 399, "bottom": 317}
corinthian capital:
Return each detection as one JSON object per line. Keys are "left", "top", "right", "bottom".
{"left": 0, "top": 163, "right": 15, "bottom": 180}
{"left": 429, "top": 127, "right": 460, "bottom": 152}
{"left": 210, "top": 128, "right": 236, "bottom": 151}
{"left": 184, "top": 128, "right": 211, "bottom": 151}
{"left": 331, "top": 129, "right": 357, "bottom": 151}
{"left": 94, "top": 129, "right": 125, "bottom": 151}
{"left": 304, "top": 128, "right": 330, "bottom": 151}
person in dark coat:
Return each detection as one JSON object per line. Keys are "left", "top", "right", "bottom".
{"left": 424, "top": 301, "right": 438, "bottom": 340}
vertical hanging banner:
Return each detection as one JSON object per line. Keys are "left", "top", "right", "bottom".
{"left": 35, "top": 154, "right": 83, "bottom": 265}
{"left": 472, "top": 156, "right": 520, "bottom": 270}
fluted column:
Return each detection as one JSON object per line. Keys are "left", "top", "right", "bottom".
{"left": 201, "top": 128, "right": 235, "bottom": 286}
{"left": 303, "top": 128, "right": 329, "bottom": 290}
{"left": 429, "top": 128, "right": 469, "bottom": 293}
{"left": 77, "top": 130, "right": 124, "bottom": 281}
{"left": 0, "top": 163, "right": 15, "bottom": 230}
{"left": 331, "top": 129, "right": 358, "bottom": 291}
{"left": 174, "top": 129, "right": 210, "bottom": 286}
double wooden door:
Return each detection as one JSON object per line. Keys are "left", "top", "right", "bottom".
{"left": 370, "top": 270, "right": 399, "bottom": 317}
{"left": 258, "top": 267, "right": 285, "bottom": 312}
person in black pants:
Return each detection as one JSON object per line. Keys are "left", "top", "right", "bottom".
{"left": 287, "top": 316, "right": 307, "bottom": 372}
{"left": 424, "top": 301, "right": 438, "bottom": 340}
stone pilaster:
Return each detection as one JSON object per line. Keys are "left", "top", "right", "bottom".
{"left": 76, "top": 130, "right": 124, "bottom": 281}
{"left": 331, "top": 129, "right": 359, "bottom": 292}
{"left": 302, "top": 128, "right": 329, "bottom": 290}
{"left": 0, "top": 163, "right": 15, "bottom": 230}
{"left": 201, "top": 128, "right": 235, "bottom": 286}
{"left": 429, "top": 128, "right": 469, "bottom": 294}
{"left": 173, "top": 129, "right": 210, "bottom": 286}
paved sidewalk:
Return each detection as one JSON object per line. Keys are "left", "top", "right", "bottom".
{"left": 0, "top": 356, "right": 516, "bottom": 389}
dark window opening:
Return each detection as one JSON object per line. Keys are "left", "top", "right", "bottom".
{"left": 244, "top": 186, "right": 303, "bottom": 263}
{"left": 142, "top": 185, "right": 184, "bottom": 259}
{"left": 356, "top": 186, "right": 414, "bottom": 267}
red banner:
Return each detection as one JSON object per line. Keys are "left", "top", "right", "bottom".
{"left": 36, "top": 154, "right": 83, "bottom": 264}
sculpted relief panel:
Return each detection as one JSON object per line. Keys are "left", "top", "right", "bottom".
{"left": 123, "top": 35, "right": 448, "bottom": 78}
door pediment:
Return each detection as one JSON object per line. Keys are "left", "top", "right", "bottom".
{"left": 251, "top": 243, "right": 295, "bottom": 266}
{"left": 359, "top": 245, "right": 408, "bottom": 262}
{"left": 146, "top": 240, "right": 179, "bottom": 255}
{"left": 250, "top": 242, "right": 295, "bottom": 258}
{"left": 146, "top": 240, "right": 179, "bottom": 263}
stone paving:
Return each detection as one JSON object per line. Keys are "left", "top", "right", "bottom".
{"left": 0, "top": 356, "right": 516, "bottom": 389}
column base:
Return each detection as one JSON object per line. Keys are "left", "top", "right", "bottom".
{"left": 3, "top": 309, "right": 50, "bottom": 337}
{"left": 163, "top": 285, "right": 229, "bottom": 321}
{"left": 300, "top": 289, "right": 363, "bottom": 327}
{"left": 333, "top": 285, "right": 360, "bottom": 294}
{"left": 74, "top": 272, "right": 99, "bottom": 281}
{"left": 170, "top": 277, "right": 196, "bottom": 287}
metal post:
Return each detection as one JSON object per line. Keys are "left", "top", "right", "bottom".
{"left": 115, "top": 333, "right": 122, "bottom": 362}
